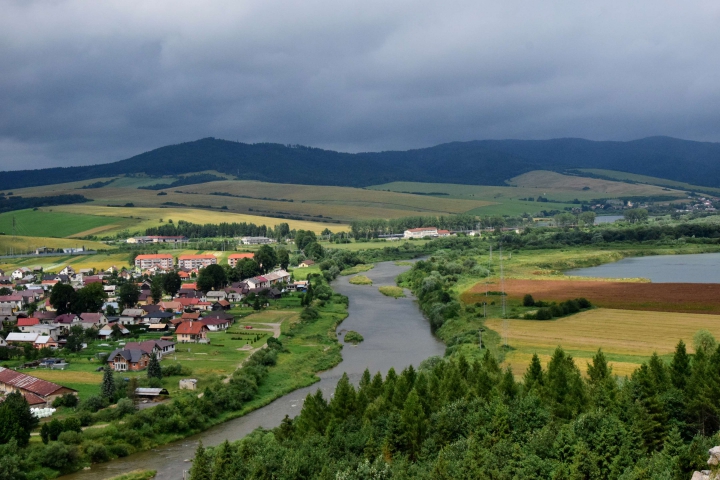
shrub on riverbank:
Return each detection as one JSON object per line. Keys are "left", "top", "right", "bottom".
{"left": 348, "top": 275, "right": 372, "bottom": 285}
{"left": 379, "top": 286, "right": 405, "bottom": 298}
{"left": 343, "top": 331, "right": 364, "bottom": 344}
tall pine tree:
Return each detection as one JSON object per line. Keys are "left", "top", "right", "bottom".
{"left": 101, "top": 364, "right": 115, "bottom": 400}
{"left": 147, "top": 352, "right": 162, "bottom": 380}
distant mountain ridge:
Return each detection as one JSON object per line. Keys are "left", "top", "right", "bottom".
{"left": 1, "top": 136, "right": 719, "bottom": 190}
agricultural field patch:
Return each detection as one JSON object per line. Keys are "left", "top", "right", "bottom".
{"left": 0, "top": 252, "right": 131, "bottom": 272}
{"left": 0, "top": 235, "right": 112, "bottom": 255}
{"left": 486, "top": 308, "right": 720, "bottom": 376}
{"left": 0, "top": 208, "right": 122, "bottom": 238}
{"left": 576, "top": 169, "right": 720, "bottom": 196}
{"left": 44, "top": 205, "right": 344, "bottom": 236}
{"left": 508, "top": 170, "right": 685, "bottom": 197}
{"left": 463, "top": 279, "right": 720, "bottom": 315}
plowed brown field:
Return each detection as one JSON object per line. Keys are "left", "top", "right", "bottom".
{"left": 461, "top": 279, "right": 720, "bottom": 315}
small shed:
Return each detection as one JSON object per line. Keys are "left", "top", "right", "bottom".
{"left": 179, "top": 378, "right": 198, "bottom": 390}
{"left": 135, "top": 387, "right": 169, "bottom": 399}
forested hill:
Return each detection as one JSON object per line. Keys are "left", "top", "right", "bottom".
{"left": 2, "top": 136, "right": 720, "bottom": 190}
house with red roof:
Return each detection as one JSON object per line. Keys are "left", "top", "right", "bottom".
{"left": 17, "top": 317, "right": 40, "bottom": 332}
{"left": 175, "top": 321, "right": 209, "bottom": 343}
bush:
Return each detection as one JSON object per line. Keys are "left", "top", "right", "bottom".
{"left": 161, "top": 363, "right": 193, "bottom": 377}
{"left": 84, "top": 443, "right": 110, "bottom": 463}
{"left": 64, "top": 417, "right": 82, "bottom": 433}
{"left": 108, "top": 443, "right": 131, "bottom": 458}
{"left": 523, "top": 294, "right": 535, "bottom": 307}
{"left": 535, "top": 308, "right": 553, "bottom": 320}
{"left": 52, "top": 393, "right": 79, "bottom": 409}
{"left": 57, "top": 431, "right": 83, "bottom": 445}
{"left": 79, "top": 395, "right": 107, "bottom": 413}
{"left": 577, "top": 297, "right": 591, "bottom": 309}
{"left": 35, "top": 442, "right": 79, "bottom": 471}
{"left": 300, "top": 307, "right": 320, "bottom": 322}
{"left": 116, "top": 398, "right": 136, "bottom": 418}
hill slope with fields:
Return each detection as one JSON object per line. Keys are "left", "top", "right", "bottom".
{"left": 2, "top": 136, "right": 720, "bottom": 190}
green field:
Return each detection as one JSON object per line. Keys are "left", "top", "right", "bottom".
{"left": 0, "top": 209, "right": 120, "bottom": 238}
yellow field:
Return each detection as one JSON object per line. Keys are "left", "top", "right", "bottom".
{"left": 0, "top": 252, "right": 132, "bottom": 273}
{"left": 45, "top": 205, "right": 346, "bottom": 236}
{"left": 486, "top": 308, "right": 720, "bottom": 377}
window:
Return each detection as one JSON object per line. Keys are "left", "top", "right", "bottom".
{"left": 114, "top": 362, "right": 127, "bottom": 371}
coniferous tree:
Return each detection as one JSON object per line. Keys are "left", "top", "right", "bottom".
{"left": 329, "top": 373, "right": 356, "bottom": 421}
{"left": 670, "top": 339, "right": 691, "bottom": 390}
{"left": 523, "top": 353, "right": 545, "bottom": 392}
{"left": 148, "top": 352, "right": 162, "bottom": 380}
{"left": 190, "top": 441, "right": 212, "bottom": 480}
{"left": 0, "top": 391, "right": 38, "bottom": 447}
{"left": 101, "top": 364, "right": 116, "bottom": 400}
{"left": 400, "top": 389, "right": 426, "bottom": 460}
{"left": 211, "top": 440, "right": 234, "bottom": 480}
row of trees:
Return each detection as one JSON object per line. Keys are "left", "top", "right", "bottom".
{"left": 349, "top": 214, "right": 482, "bottom": 239}
{"left": 145, "top": 220, "right": 290, "bottom": 240}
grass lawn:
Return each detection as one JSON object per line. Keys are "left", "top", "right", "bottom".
{"left": 0, "top": 208, "right": 121, "bottom": 238}
{"left": 486, "top": 308, "right": 720, "bottom": 377}
{"left": 290, "top": 265, "right": 321, "bottom": 280}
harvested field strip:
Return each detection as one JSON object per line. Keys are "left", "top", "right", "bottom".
{"left": 462, "top": 279, "right": 720, "bottom": 315}
{"left": 486, "top": 308, "right": 720, "bottom": 376}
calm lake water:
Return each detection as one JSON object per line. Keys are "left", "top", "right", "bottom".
{"left": 567, "top": 252, "right": 720, "bottom": 283}
{"left": 61, "top": 260, "right": 443, "bottom": 480}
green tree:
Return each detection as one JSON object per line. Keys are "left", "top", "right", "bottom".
{"left": 64, "top": 325, "right": 85, "bottom": 353}
{"left": 523, "top": 353, "right": 544, "bottom": 391}
{"left": 147, "top": 352, "right": 162, "bottom": 380}
{"left": 304, "top": 241, "right": 324, "bottom": 260}
{"left": 235, "top": 258, "right": 260, "bottom": 280}
{"left": 545, "top": 347, "right": 587, "bottom": 419}
{"left": 578, "top": 211, "right": 597, "bottom": 226}
{"left": 670, "top": 339, "right": 691, "bottom": 390}
{"left": 150, "top": 275, "right": 164, "bottom": 304}
{"left": 212, "top": 440, "right": 234, "bottom": 480}
{"left": 254, "top": 245, "right": 277, "bottom": 274}
{"left": 276, "top": 247, "right": 290, "bottom": 270}
{"left": 625, "top": 208, "right": 649, "bottom": 223}
{"left": 163, "top": 271, "right": 182, "bottom": 297}
{"left": 50, "top": 283, "right": 77, "bottom": 315}
{"left": 0, "top": 391, "right": 38, "bottom": 447}
{"left": 117, "top": 282, "right": 140, "bottom": 310}
{"left": 189, "top": 441, "right": 212, "bottom": 480}
{"left": 100, "top": 364, "right": 115, "bottom": 400}
{"left": 197, "top": 264, "right": 227, "bottom": 293}
{"left": 294, "top": 230, "right": 317, "bottom": 250}
{"left": 401, "top": 389, "right": 426, "bottom": 460}
{"left": 72, "top": 282, "right": 107, "bottom": 313}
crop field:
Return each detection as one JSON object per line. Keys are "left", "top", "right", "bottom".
{"left": 577, "top": 169, "right": 720, "bottom": 196}
{"left": 0, "top": 235, "right": 112, "bottom": 255}
{"left": 0, "top": 252, "right": 132, "bottom": 272}
{"left": 486, "top": 308, "right": 720, "bottom": 377}
{"left": 44, "top": 205, "right": 345, "bottom": 236}
{"left": 9, "top": 176, "right": 493, "bottom": 223}
{"left": 464, "top": 279, "right": 720, "bottom": 315}
{"left": 0, "top": 209, "right": 121, "bottom": 238}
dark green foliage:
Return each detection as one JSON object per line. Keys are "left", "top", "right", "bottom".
{"left": 253, "top": 245, "right": 277, "bottom": 274}
{"left": 138, "top": 173, "right": 225, "bottom": 190}
{"left": 0, "top": 392, "right": 38, "bottom": 447}
{"left": 150, "top": 275, "right": 163, "bottom": 304}
{"left": 523, "top": 294, "right": 535, "bottom": 306}
{"left": 101, "top": 364, "right": 116, "bottom": 399}
{"left": 0, "top": 194, "right": 90, "bottom": 214}
{"left": 49, "top": 283, "right": 76, "bottom": 315}
{"left": 147, "top": 352, "right": 162, "bottom": 380}
{"left": 197, "top": 264, "right": 227, "bottom": 293}
{"left": 163, "top": 271, "right": 182, "bottom": 297}
{"left": 72, "top": 282, "right": 107, "bottom": 313}
{"left": 118, "top": 282, "right": 140, "bottom": 309}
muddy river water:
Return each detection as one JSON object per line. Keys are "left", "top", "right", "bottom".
{"left": 60, "top": 260, "right": 444, "bottom": 480}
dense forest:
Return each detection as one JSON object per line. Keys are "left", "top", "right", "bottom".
{"left": 2, "top": 136, "right": 720, "bottom": 190}
{"left": 144, "top": 220, "right": 290, "bottom": 239}
{"left": 187, "top": 341, "right": 718, "bottom": 479}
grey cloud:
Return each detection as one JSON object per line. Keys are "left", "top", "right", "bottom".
{"left": 1, "top": 0, "right": 719, "bottom": 169}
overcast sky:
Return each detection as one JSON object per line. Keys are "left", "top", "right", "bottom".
{"left": 1, "top": 0, "right": 719, "bottom": 170}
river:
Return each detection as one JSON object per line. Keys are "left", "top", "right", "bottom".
{"left": 567, "top": 252, "right": 720, "bottom": 283}
{"left": 61, "top": 260, "right": 444, "bottom": 480}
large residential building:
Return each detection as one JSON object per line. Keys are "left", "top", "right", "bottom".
{"left": 403, "top": 227, "right": 439, "bottom": 239}
{"left": 228, "top": 253, "right": 255, "bottom": 267}
{"left": 134, "top": 254, "right": 174, "bottom": 269}
{"left": 178, "top": 254, "right": 217, "bottom": 269}
{"left": 239, "top": 236, "right": 275, "bottom": 245}
{"left": 127, "top": 236, "right": 188, "bottom": 244}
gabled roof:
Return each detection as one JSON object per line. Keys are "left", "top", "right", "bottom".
{"left": 201, "top": 318, "right": 229, "bottom": 326}
{"left": 54, "top": 314, "right": 79, "bottom": 324}
{"left": 142, "top": 311, "right": 174, "bottom": 319}
{"left": 0, "top": 367, "right": 74, "bottom": 397}
{"left": 108, "top": 349, "right": 149, "bottom": 364}
{"left": 80, "top": 313, "right": 105, "bottom": 323}
{"left": 6, "top": 332, "right": 39, "bottom": 342}
{"left": 175, "top": 321, "right": 207, "bottom": 335}
{"left": 17, "top": 317, "right": 40, "bottom": 327}
{"left": 121, "top": 309, "right": 145, "bottom": 316}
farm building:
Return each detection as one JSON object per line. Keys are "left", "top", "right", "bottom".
{"left": 403, "top": 227, "right": 438, "bottom": 239}
{"left": 0, "top": 367, "right": 78, "bottom": 407}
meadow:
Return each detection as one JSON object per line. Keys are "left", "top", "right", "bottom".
{"left": 0, "top": 209, "right": 121, "bottom": 238}
{"left": 578, "top": 168, "right": 720, "bottom": 196}
{"left": 0, "top": 235, "right": 112, "bottom": 256}
{"left": 486, "top": 308, "right": 720, "bottom": 377}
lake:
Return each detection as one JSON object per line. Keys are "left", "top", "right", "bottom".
{"left": 567, "top": 252, "right": 720, "bottom": 283}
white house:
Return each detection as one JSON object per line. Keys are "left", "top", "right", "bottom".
{"left": 11, "top": 268, "right": 31, "bottom": 280}
{"left": 59, "top": 266, "right": 75, "bottom": 276}
{"left": 119, "top": 309, "right": 145, "bottom": 325}
{"left": 403, "top": 227, "right": 438, "bottom": 239}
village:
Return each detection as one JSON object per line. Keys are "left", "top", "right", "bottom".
{"left": 0, "top": 247, "right": 308, "bottom": 411}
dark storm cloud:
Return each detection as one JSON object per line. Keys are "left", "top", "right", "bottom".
{"left": 1, "top": 0, "right": 719, "bottom": 169}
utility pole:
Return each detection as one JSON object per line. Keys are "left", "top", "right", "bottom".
{"left": 500, "top": 243, "right": 507, "bottom": 348}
